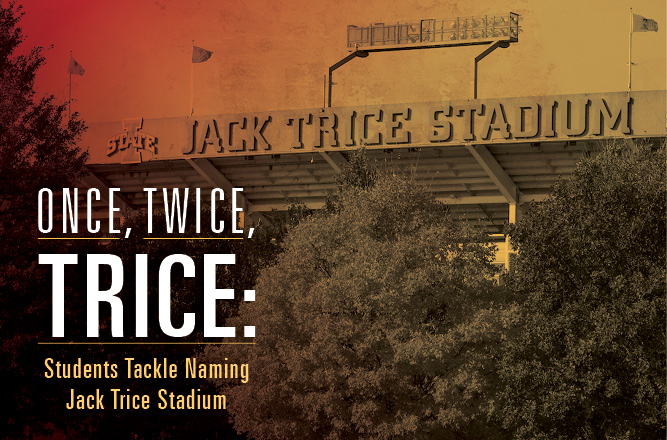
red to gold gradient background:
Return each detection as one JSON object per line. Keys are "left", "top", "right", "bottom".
{"left": 20, "top": 0, "right": 666, "bottom": 125}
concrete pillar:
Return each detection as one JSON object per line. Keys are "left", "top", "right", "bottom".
{"left": 505, "top": 202, "right": 522, "bottom": 270}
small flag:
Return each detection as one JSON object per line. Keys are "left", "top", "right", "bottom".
{"left": 192, "top": 46, "right": 213, "bottom": 63}
{"left": 67, "top": 56, "right": 85, "bottom": 76}
{"left": 632, "top": 13, "right": 658, "bottom": 32}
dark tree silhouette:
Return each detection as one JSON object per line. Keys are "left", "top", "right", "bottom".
{"left": 0, "top": 3, "right": 88, "bottom": 437}
{"left": 206, "top": 168, "right": 514, "bottom": 439}
{"left": 497, "top": 140, "right": 666, "bottom": 439}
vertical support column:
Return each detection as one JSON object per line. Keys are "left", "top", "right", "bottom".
{"left": 237, "top": 195, "right": 248, "bottom": 231}
{"left": 505, "top": 202, "right": 521, "bottom": 270}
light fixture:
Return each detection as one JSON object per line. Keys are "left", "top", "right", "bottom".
{"left": 347, "top": 13, "right": 520, "bottom": 50}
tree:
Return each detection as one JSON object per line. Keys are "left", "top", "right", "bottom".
{"left": 0, "top": 3, "right": 88, "bottom": 437}
{"left": 205, "top": 168, "right": 517, "bottom": 439}
{"left": 497, "top": 140, "right": 666, "bottom": 439}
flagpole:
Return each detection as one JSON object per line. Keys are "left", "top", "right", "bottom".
{"left": 69, "top": 73, "right": 71, "bottom": 122}
{"left": 68, "top": 51, "right": 72, "bottom": 122}
{"left": 190, "top": 40, "right": 194, "bottom": 116}
{"left": 628, "top": 8, "right": 632, "bottom": 95}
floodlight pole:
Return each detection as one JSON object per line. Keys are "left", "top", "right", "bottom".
{"left": 473, "top": 40, "right": 510, "bottom": 99}
{"left": 328, "top": 40, "right": 514, "bottom": 106}
{"left": 327, "top": 50, "right": 369, "bottom": 107}
{"left": 334, "top": 13, "right": 520, "bottom": 105}
{"left": 628, "top": 8, "right": 633, "bottom": 95}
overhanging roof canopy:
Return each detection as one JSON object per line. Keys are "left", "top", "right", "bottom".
{"left": 78, "top": 90, "right": 666, "bottom": 233}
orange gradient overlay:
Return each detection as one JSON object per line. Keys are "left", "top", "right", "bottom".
{"left": 18, "top": 0, "right": 666, "bottom": 125}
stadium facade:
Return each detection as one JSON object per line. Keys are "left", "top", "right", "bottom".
{"left": 77, "top": 89, "right": 666, "bottom": 267}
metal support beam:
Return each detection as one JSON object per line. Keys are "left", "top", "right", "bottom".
{"left": 238, "top": 192, "right": 549, "bottom": 214}
{"left": 473, "top": 40, "right": 510, "bottom": 99}
{"left": 465, "top": 144, "right": 519, "bottom": 204}
{"left": 439, "top": 195, "right": 507, "bottom": 205}
{"left": 82, "top": 167, "right": 136, "bottom": 212}
{"left": 522, "top": 193, "right": 548, "bottom": 203}
{"left": 250, "top": 200, "right": 325, "bottom": 212}
{"left": 508, "top": 202, "right": 522, "bottom": 224}
{"left": 186, "top": 158, "right": 271, "bottom": 225}
{"left": 505, "top": 202, "right": 522, "bottom": 270}
{"left": 318, "top": 151, "right": 348, "bottom": 173}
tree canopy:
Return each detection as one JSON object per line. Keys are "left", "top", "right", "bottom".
{"left": 497, "top": 140, "right": 666, "bottom": 439}
{"left": 205, "top": 141, "right": 666, "bottom": 439}
{"left": 0, "top": 3, "right": 88, "bottom": 437}
{"left": 206, "top": 167, "right": 516, "bottom": 439}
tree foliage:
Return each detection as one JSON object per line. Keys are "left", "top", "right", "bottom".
{"left": 206, "top": 169, "right": 515, "bottom": 439}
{"left": 0, "top": 3, "right": 88, "bottom": 437}
{"left": 497, "top": 140, "right": 666, "bottom": 439}
{"left": 0, "top": 2, "right": 87, "bottom": 211}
